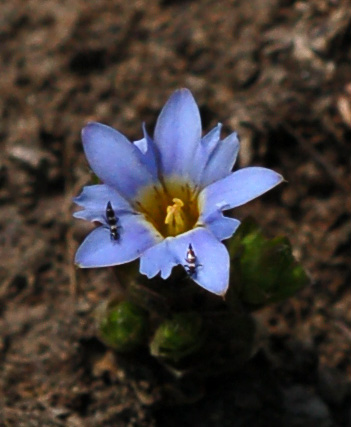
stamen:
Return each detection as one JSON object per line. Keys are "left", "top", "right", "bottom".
{"left": 164, "top": 198, "right": 186, "bottom": 236}
{"left": 136, "top": 180, "right": 199, "bottom": 238}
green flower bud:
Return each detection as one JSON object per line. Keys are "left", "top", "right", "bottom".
{"left": 150, "top": 312, "right": 203, "bottom": 362}
{"left": 97, "top": 300, "right": 147, "bottom": 352}
{"left": 228, "top": 217, "right": 309, "bottom": 308}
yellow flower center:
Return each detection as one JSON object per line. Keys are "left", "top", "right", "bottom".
{"left": 133, "top": 179, "right": 199, "bottom": 238}
{"left": 164, "top": 198, "right": 185, "bottom": 236}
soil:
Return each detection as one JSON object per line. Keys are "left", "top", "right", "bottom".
{"left": 1, "top": 0, "right": 350, "bottom": 426}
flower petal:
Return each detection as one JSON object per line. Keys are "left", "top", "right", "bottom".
{"left": 139, "top": 239, "right": 177, "bottom": 280}
{"left": 81, "top": 122, "right": 157, "bottom": 200}
{"left": 199, "top": 167, "right": 284, "bottom": 218}
{"left": 190, "top": 123, "right": 222, "bottom": 185}
{"left": 74, "top": 184, "right": 132, "bottom": 212}
{"left": 201, "top": 123, "right": 222, "bottom": 151}
{"left": 154, "top": 89, "right": 201, "bottom": 178}
{"left": 139, "top": 228, "right": 230, "bottom": 295}
{"left": 73, "top": 184, "right": 133, "bottom": 223}
{"left": 199, "top": 210, "right": 240, "bottom": 241}
{"left": 75, "top": 214, "right": 162, "bottom": 268}
{"left": 73, "top": 209, "right": 105, "bottom": 222}
{"left": 200, "top": 131, "right": 240, "bottom": 187}
{"left": 133, "top": 123, "right": 159, "bottom": 179}
{"left": 169, "top": 228, "right": 230, "bottom": 295}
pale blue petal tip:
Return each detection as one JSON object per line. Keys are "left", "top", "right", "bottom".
{"left": 200, "top": 167, "right": 284, "bottom": 218}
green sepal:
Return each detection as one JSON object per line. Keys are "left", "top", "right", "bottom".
{"left": 150, "top": 312, "right": 204, "bottom": 363}
{"left": 97, "top": 300, "right": 148, "bottom": 352}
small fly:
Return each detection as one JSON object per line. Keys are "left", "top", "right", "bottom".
{"left": 106, "top": 201, "right": 121, "bottom": 241}
{"left": 184, "top": 243, "right": 201, "bottom": 277}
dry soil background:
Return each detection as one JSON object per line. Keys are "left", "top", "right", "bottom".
{"left": 0, "top": 0, "right": 350, "bottom": 426}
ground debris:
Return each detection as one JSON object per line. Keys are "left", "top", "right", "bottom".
{"left": 1, "top": 0, "right": 350, "bottom": 425}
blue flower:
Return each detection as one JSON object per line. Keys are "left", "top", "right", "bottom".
{"left": 74, "top": 89, "right": 284, "bottom": 296}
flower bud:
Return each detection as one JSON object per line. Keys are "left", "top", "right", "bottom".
{"left": 150, "top": 312, "right": 203, "bottom": 362}
{"left": 228, "top": 217, "right": 308, "bottom": 308}
{"left": 97, "top": 300, "right": 147, "bottom": 352}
